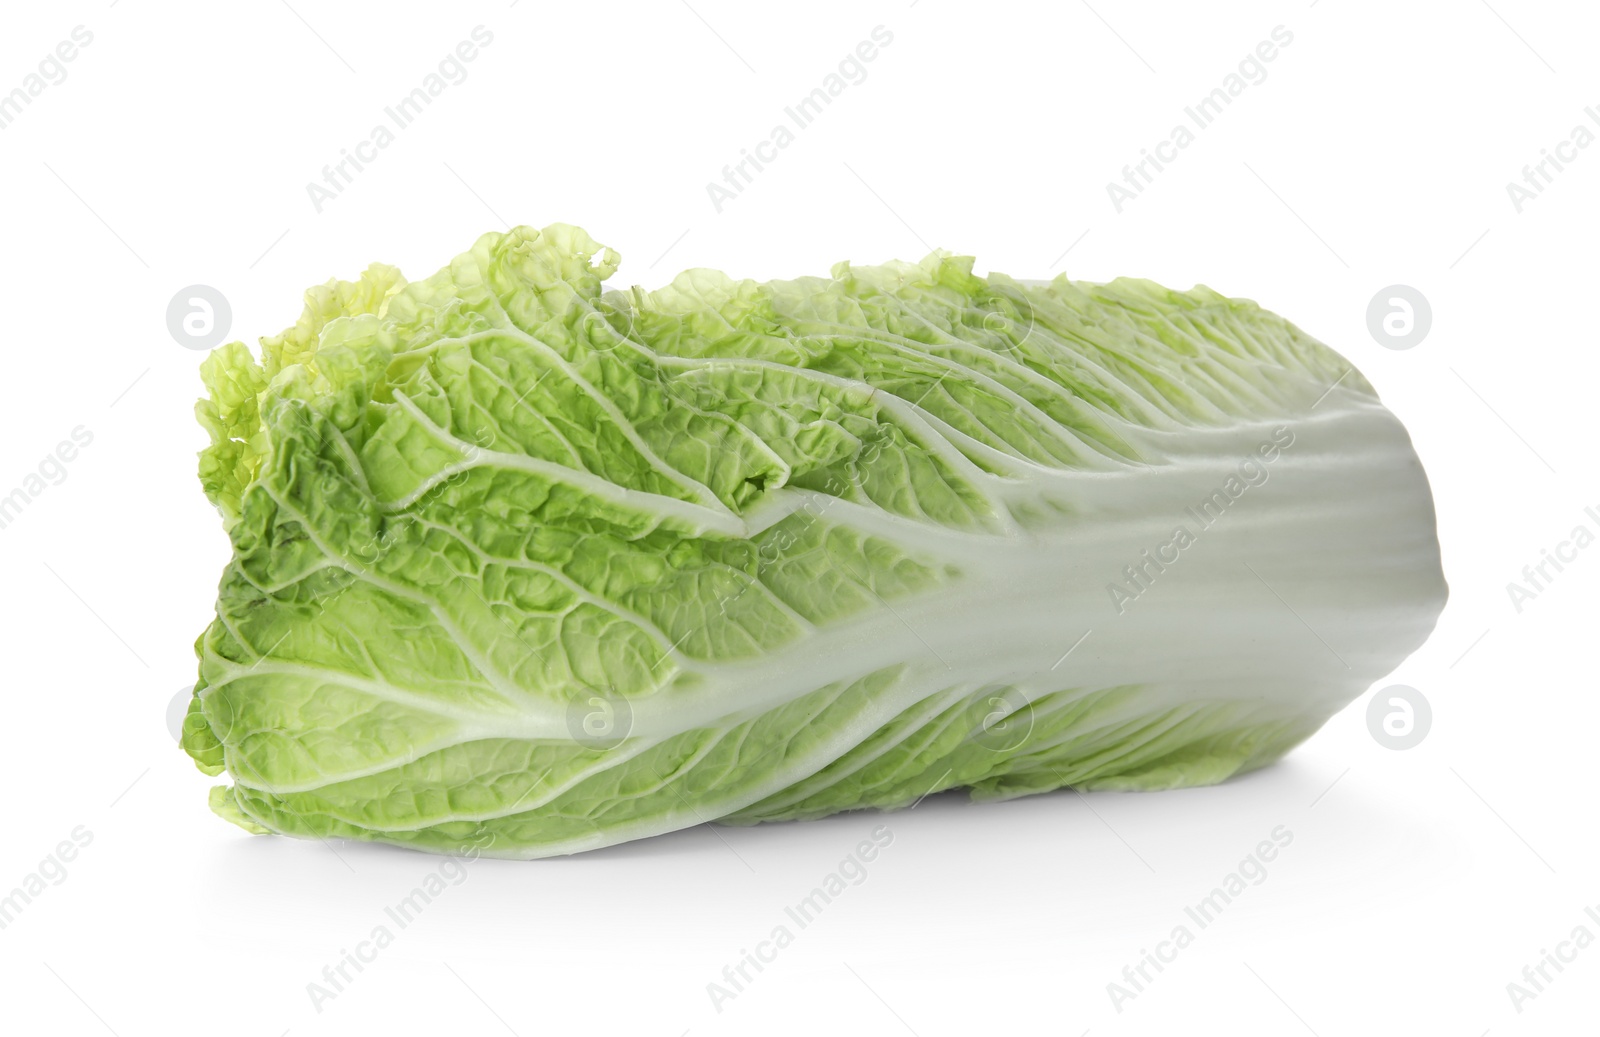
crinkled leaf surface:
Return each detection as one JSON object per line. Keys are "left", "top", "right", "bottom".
{"left": 182, "top": 225, "right": 1446, "bottom": 858}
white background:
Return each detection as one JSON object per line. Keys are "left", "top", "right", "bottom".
{"left": 1, "top": 1, "right": 1596, "bottom": 1034}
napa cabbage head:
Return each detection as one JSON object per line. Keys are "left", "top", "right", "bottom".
{"left": 179, "top": 224, "right": 1446, "bottom": 857}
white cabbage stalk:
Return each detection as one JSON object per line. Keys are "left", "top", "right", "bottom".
{"left": 181, "top": 225, "right": 1446, "bottom": 858}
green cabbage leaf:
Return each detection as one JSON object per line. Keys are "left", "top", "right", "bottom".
{"left": 180, "top": 225, "right": 1446, "bottom": 858}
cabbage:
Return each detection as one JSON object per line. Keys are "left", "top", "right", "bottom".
{"left": 180, "top": 224, "right": 1446, "bottom": 858}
